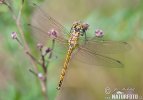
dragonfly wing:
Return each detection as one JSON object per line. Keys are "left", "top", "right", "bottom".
{"left": 27, "top": 3, "right": 69, "bottom": 45}
{"left": 73, "top": 47, "right": 124, "bottom": 68}
{"left": 81, "top": 40, "right": 130, "bottom": 54}
{"left": 49, "top": 44, "right": 68, "bottom": 61}
{"left": 28, "top": 24, "right": 68, "bottom": 45}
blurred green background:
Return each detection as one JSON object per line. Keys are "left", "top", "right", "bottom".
{"left": 0, "top": 0, "right": 143, "bottom": 100}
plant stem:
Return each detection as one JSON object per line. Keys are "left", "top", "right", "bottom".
{"left": 6, "top": 0, "right": 49, "bottom": 99}
{"left": 40, "top": 77, "right": 48, "bottom": 100}
{"left": 40, "top": 54, "right": 48, "bottom": 100}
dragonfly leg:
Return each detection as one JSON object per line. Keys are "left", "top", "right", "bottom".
{"left": 84, "top": 32, "right": 88, "bottom": 44}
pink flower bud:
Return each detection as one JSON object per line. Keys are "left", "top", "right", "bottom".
{"left": 37, "top": 43, "right": 43, "bottom": 49}
{"left": 47, "top": 29, "right": 58, "bottom": 39}
{"left": 82, "top": 23, "right": 89, "bottom": 31}
{"left": 11, "top": 32, "right": 17, "bottom": 39}
{"left": 38, "top": 73, "right": 43, "bottom": 78}
{"left": 38, "top": 73, "right": 45, "bottom": 80}
{"left": 0, "top": 0, "right": 4, "bottom": 4}
{"left": 45, "top": 48, "right": 51, "bottom": 54}
{"left": 95, "top": 29, "right": 104, "bottom": 37}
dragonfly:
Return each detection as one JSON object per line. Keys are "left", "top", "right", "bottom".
{"left": 28, "top": 3, "right": 130, "bottom": 90}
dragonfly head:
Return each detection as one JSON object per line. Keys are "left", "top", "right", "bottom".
{"left": 71, "top": 21, "right": 89, "bottom": 36}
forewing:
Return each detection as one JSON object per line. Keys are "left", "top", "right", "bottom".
{"left": 28, "top": 3, "right": 69, "bottom": 45}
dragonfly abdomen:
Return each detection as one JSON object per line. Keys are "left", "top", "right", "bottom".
{"left": 57, "top": 25, "right": 85, "bottom": 90}
{"left": 57, "top": 47, "right": 74, "bottom": 90}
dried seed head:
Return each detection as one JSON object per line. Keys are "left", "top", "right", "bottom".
{"left": 82, "top": 23, "right": 89, "bottom": 31}
{"left": 11, "top": 32, "right": 17, "bottom": 39}
{"left": 95, "top": 29, "right": 104, "bottom": 37}
{"left": 0, "top": 0, "right": 4, "bottom": 4}
{"left": 48, "top": 29, "right": 58, "bottom": 39}
{"left": 37, "top": 43, "right": 43, "bottom": 50}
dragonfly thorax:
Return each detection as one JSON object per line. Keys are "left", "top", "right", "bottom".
{"left": 68, "top": 32, "right": 80, "bottom": 48}
{"left": 71, "top": 21, "right": 88, "bottom": 35}
{"left": 68, "top": 21, "right": 89, "bottom": 48}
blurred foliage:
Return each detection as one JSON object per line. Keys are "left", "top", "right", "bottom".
{"left": 0, "top": 0, "right": 143, "bottom": 100}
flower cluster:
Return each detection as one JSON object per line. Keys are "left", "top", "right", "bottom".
{"left": 47, "top": 29, "right": 58, "bottom": 39}
{"left": 95, "top": 29, "right": 104, "bottom": 37}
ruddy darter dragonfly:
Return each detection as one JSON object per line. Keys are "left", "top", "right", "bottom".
{"left": 28, "top": 3, "right": 130, "bottom": 90}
